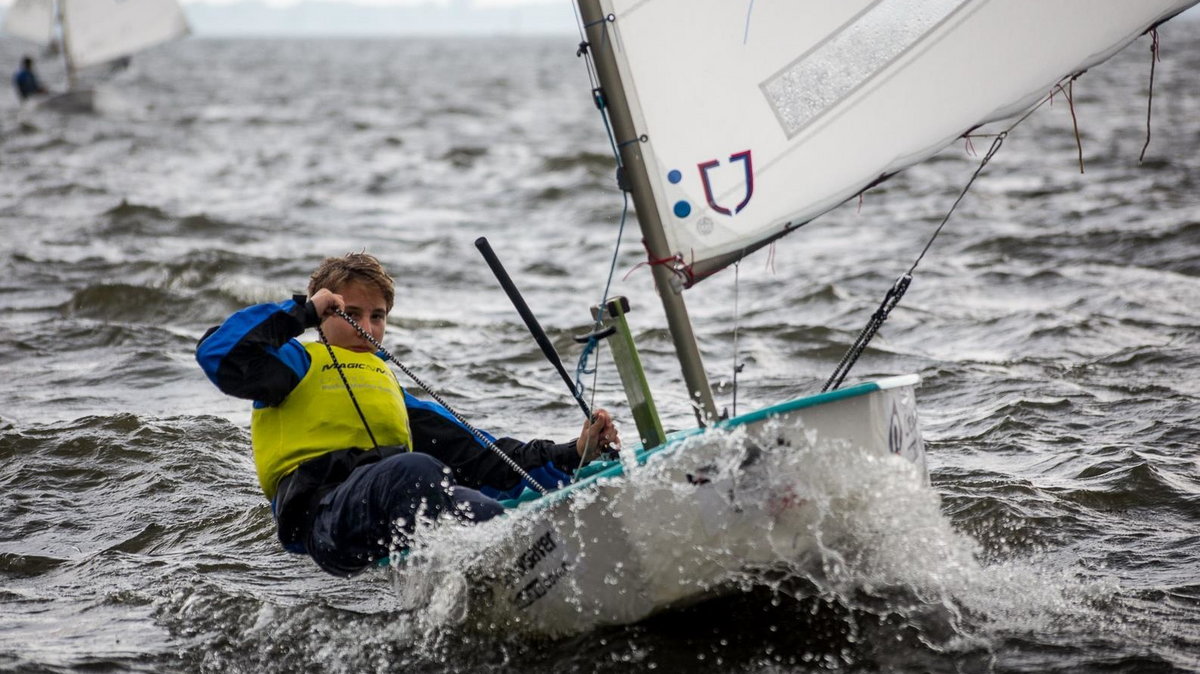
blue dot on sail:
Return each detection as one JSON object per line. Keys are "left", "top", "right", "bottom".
{"left": 668, "top": 169, "right": 682, "bottom": 184}
{"left": 673, "top": 201, "right": 691, "bottom": 218}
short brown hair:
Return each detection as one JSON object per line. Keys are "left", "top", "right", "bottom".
{"left": 308, "top": 252, "right": 395, "bottom": 311}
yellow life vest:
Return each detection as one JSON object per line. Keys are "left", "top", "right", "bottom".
{"left": 252, "top": 342, "right": 411, "bottom": 500}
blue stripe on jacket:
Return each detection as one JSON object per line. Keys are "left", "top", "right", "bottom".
{"left": 196, "top": 299, "right": 311, "bottom": 402}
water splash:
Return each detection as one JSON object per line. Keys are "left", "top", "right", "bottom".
{"left": 363, "top": 420, "right": 1157, "bottom": 670}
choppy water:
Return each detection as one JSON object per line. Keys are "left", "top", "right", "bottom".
{"left": 1, "top": 22, "right": 1198, "bottom": 674}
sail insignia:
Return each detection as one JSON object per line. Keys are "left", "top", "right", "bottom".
{"left": 697, "top": 150, "right": 754, "bottom": 217}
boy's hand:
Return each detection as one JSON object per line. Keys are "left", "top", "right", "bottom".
{"left": 576, "top": 408, "right": 620, "bottom": 464}
{"left": 310, "top": 288, "right": 345, "bottom": 319}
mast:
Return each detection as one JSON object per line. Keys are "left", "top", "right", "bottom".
{"left": 576, "top": 0, "right": 719, "bottom": 426}
{"left": 55, "top": 0, "right": 77, "bottom": 89}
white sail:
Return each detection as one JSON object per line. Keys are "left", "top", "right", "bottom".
{"left": 1, "top": 0, "right": 55, "bottom": 46}
{"left": 60, "top": 0, "right": 190, "bottom": 69}
{"left": 599, "top": 0, "right": 1198, "bottom": 285}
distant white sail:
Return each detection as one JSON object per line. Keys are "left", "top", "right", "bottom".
{"left": 1, "top": 0, "right": 55, "bottom": 46}
{"left": 600, "top": 0, "right": 1198, "bottom": 284}
{"left": 61, "top": 0, "right": 190, "bottom": 69}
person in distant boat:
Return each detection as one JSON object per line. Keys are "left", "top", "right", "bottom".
{"left": 196, "top": 252, "right": 619, "bottom": 577}
{"left": 12, "top": 56, "right": 47, "bottom": 101}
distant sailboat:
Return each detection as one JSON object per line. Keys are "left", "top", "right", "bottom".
{"left": 2, "top": 0, "right": 189, "bottom": 111}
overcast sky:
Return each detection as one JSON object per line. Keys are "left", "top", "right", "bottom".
{"left": 0, "top": 0, "right": 578, "bottom": 36}
{"left": 0, "top": 0, "right": 565, "bottom": 5}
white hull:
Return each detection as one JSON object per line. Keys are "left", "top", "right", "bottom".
{"left": 394, "top": 376, "right": 926, "bottom": 637}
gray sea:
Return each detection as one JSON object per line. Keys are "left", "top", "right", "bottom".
{"left": 1, "top": 21, "right": 1197, "bottom": 674}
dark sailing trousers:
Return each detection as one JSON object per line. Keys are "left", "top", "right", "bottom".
{"left": 305, "top": 452, "right": 505, "bottom": 576}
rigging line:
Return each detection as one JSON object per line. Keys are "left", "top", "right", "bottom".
{"left": 907, "top": 68, "right": 1089, "bottom": 275}
{"left": 1140, "top": 28, "right": 1160, "bottom": 164}
{"left": 585, "top": 207, "right": 622, "bottom": 419}
{"left": 596, "top": 190, "right": 630, "bottom": 310}
{"left": 910, "top": 77, "right": 1072, "bottom": 275}
{"left": 588, "top": 348, "right": 602, "bottom": 420}
{"left": 575, "top": 10, "right": 664, "bottom": 297}
{"left": 827, "top": 131, "right": 1007, "bottom": 390}
{"left": 821, "top": 275, "right": 910, "bottom": 393}
{"left": 570, "top": 0, "right": 586, "bottom": 44}
{"left": 572, "top": 10, "right": 637, "bottom": 404}
{"left": 577, "top": 23, "right": 605, "bottom": 96}
{"left": 592, "top": 184, "right": 633, "bottom": 316}
{"left": 576, "top": 37, "right": 601, "bottom": 93}
{"left": 743, "top": 0, "right": 755, "bottom": 44}
{"left": 908, "top": 131, "right": 1007, "bottom": 276}
{"left": 582, "top": 14, "right": 609, "bottom": 31}
{"left": 329, "top": 308, "right": 549, "bottom": 496}
{"left": 577, "top": 14, "right": 624, "bottom": 166}
{"left": 731, "top": 261, "right": 743, "bottom": 417}
{"left": 909, "top": 70, "right": 1075, "bottom": 272}
{"left": 316, "top": 323, "right": 379, "bottom": 449}
{"left": 576, "top": 184, "right": 633, "bottom": 393}
{"left": 574, "top": 184, "right": 631, "bottom": 400}
{"left": 575, "top": 344, "right": 604, "bottom": 477}
{"left": 825, "top": 75, "right": 1082, "bottom": 391}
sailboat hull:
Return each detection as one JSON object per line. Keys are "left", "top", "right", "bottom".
{"left": 407, "top": 376, "right": 926, "bottom": 636}
{"left": 33, "top": 88, "right": 97, "bottom": 114}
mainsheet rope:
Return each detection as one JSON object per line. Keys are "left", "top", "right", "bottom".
{"left": 823, "top": 67, "right": 1100, "bottom": 392}
{"left": 327, "top": 308, "right": 549, "bottom": 496}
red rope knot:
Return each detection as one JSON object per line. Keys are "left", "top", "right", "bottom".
{"left": 624, "top": 245, "right": 693, "bottom": 286}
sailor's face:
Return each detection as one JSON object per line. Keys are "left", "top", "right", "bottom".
{"left": 322, "top": 281, "right": 388, "bottom": 352}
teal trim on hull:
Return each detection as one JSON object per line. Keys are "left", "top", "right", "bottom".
{"left": 378, "top": 378, "right": 909, "bottom": 568}
{"left": 499, "top": 379, "right": 890, "bottom": 510}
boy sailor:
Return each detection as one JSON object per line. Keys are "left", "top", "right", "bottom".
{"left": 197, "top": 252, "right": 617, "bottom": 576}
